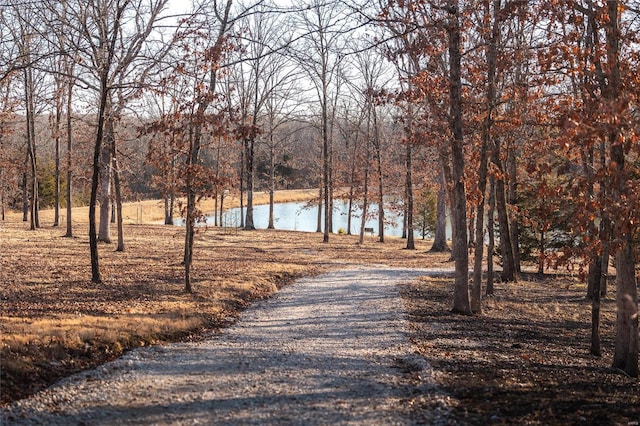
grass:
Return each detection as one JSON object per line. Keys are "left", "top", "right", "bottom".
{"left": 1, "top": 189, "right": 444, "bottom": 404}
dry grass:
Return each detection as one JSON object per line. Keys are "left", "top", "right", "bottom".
{"left": 0, "top": 191, "right": 445, "bottom": 404}
{"left": 3, "top": 189, "right": 321, "bottom": 225}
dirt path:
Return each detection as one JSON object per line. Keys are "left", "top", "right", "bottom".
{"left": 1, "top": 266, "right": 451, "bottom": 425}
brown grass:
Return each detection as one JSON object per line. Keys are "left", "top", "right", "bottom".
{"left": 3, "top": 189, "right": 321, "bottom": 225}
{"left": 1, "top": 191, "right": 444, "bottom": 404}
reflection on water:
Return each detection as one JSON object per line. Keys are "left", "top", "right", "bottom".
{"left": 218, "top": 200, "right": 408, "bottom": 237}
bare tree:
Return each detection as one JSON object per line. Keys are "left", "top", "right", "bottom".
{"left": 294, "top": 0, "right": 350, "bottom": 242}
{"left": 43, "top": 0, "right": 172, "bottom": 282}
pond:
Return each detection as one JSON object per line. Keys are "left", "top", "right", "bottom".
{"left": 218, "top": 200, "right": 408, "bottom": 237}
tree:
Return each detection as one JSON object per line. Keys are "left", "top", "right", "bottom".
{"left": 173, "top": 0, "right": 236, "bottom": 292}
{"left": 231, "top": 3, "right": 295, "bottom": 230}
{"left": 43, "top": 0, "right": 172, "bottom": 282}
{"left": 294, "top": 0, "right": 350, "bottom": 242}
{"left": 536, "top": 0, "right": 639, "bottom": 376}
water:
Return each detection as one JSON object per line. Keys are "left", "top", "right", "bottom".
{"left": 216, "top": 200, "right": 409, "bottom": 237}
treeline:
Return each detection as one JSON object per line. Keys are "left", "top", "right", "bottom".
{"left": 0, "top": 1, "right": 637, "bottom": 376}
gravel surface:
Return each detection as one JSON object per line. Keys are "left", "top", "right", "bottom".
{"left": 1, "top": 266, "right": 451, "bottom": 425}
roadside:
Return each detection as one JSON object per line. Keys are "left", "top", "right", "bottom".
{"left": 402, "top": 274, "right": 640, "bottom": 425}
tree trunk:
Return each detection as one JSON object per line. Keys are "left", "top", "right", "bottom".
{"left": 405, "top": 131, "right": 414, "bottom": 250}
{"left": 374, "top": 120, "right": 384, "bottom": 243}
{"left": 239, "top": 140, "right": 245, "bottom": 229}
{"left": 89, "top": 76, "right": 111, "bottom": 284}
{"left": 607, "top": 0, "right": 638, "bottom": 378}
{"left": 448, "top": 3, "right": 471, "bottom": 315}
{"left": 323, "top": 112, "right": 330, "bottom": 243}
{"left": 109, "top": 119, "right": 124, "bottom": 252}
{"left": 590, "top": 253, "right": 602, "bottom": 356}
{"left": 316, "top": 185, "right": 323, "bottom": 233}
{"left": 486, "top": 177, "right": 496, "bottom": 295}
{"left": 347, "top": 136, "right": 358, "bottom": 235}
{"left": 244, "top": 137, "right": 255, "bottom": 230}
{"left": 268, "top": 141, "right": 275, "bottom": 229}
{"left": 507, "top": 141, "right": 520, "bottom": 273}
{"left": 431, "top": 169, "right": 449, "bottom": 252}
{"left": 54, "top": 96, "right": 61, "bottom": 227}
{"left": 64, "top": 77, "right": 73, "bottom": 237}
{"left": 24, "top": 65, "right": 38, "bottom": 231}
{"left": 98, "top": 129, "right": 112, "bottom": 243}
{"left": 359, "top": 139, "right": 371, "bottom": 245}
{"left": 492, "top": 139, "right": 516, "bottom": 282}
{"left": 22, "top": 159, "right": 28, "bottom": 222}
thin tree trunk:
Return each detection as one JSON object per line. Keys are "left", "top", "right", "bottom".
{"left": 486, "top": 177, "right": 496, "bottom": 295}
{"left": 405, "top": 131, "right": 414, "bottom": 250}
{"left": 347, "top": 136, "right": 358, "bottom": 235}
{"left": 374, "top": 120, "right": 384, "bottom": 243}
{"left": 89, "top": 80, "right": 110, "bottom": 284}
{"left": 507, "top": 141, "right": 520, "bottom": 273}
{"left": 431, "top": 169, "right": 449, "bottom": 252}
{"left": 473, "top": 0, "right": 499, "bottom": 313}
{"left": 64, "top": 77, "right": 73, "bottom": 237}
{"left": 448, "top": 2, "right": 471, "bottom": 315}
{"left": 54, "top": 98, "right": 62, "bottom": 227}
{"left": 359, "top": 139, "right": 371, "bottom": 245}
{"left": 492, "top": 138, "right": 516, "bottom": 282}
{"left": 590, "top": 253, "right": 602, "bottom": 356}
{"left": 24, "top": 64, "right": 38, "bottom": 231}
{"left": 109, "top": 119, "right": 124, "bottom": 252}
{"left": 22, "top": 158, "right": 28, "bottom": 222}
{"left": 244, "top": 137, "right": 255, "bottom": 230}
{"left": 316, "top": 185, "right": 323, "bottom": 233}
{"left": 98, "top": 128, "right": 112, "bottom": 242}
{"left": 268, "top": 140, "right": 275, "bottom": 229}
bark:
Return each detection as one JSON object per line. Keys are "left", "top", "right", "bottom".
{"left": 24, "top": 64, "right": 38, "bottom": 231}
{"left": 322, "top": 98, "right": 330, "bottom": 243}
{"left": 405, "top": 129, "right": 414, "bottom": 250}
{"left": 109, "top": 119, "right": 124, "bottom": 252}
{"left": 98, "top": 127, "right": 112, "bottom": 243}
{"left": 239, "top": 141, "right": 245, "bottom": 229}
{"left": 606, "top": 0, "right": 638, "bottom": 378}
{"left": 54, "top": 92, "right": 62, "bottom": 227}
{"left": 244, "top": 137, "right": 255, "bottom": 230}
{"left": 448, "top": 3, "right": 471, "bottom": 315}
{"left": 486, "top": 177, "right": 496, "bottom": 296}
{"left": 90, "top": 77, "right": 110, "bottom": 284}
{"left": 316, "top": 185, "right": 322, "bottom": 233}
{"left": 492, "top": 139, "right": 516, "bottom": 282}
{"left": 346, "top": 129, "right": 359, "bottom": 236}
{"left": 431, "top": 169, "right": 449, "bottom": 252}
{"left": 268, "top": 139, "right": 275, "bottom": 229}
{"left": 359, "top": 136, "right": 371, "bottom": 245}
{"left": 64, "top": 76, "right": 73, "bottom": 237}
{"left": 590, "top": 253, "right": 602, "bottom": 356}
{"left": 612, "top": 237, "right": 638, "bottom": 377}
{"left": 507, "top": 141, "right": 520, "bottom": 273}
{"left": 374, "top": 118, "right": 384, "bottom": 243}
{"left": 22, "top": 159, "right": 28, "bottom": 222}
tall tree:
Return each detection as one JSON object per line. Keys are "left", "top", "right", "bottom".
{"left": 295, "top": 0, "right": 349, "bottom": 242}
{"left": 44, "top": 0, "right": 172, "bottom": 282}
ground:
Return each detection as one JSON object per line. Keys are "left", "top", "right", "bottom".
{"left": 402, "top": 275, "right": 640, "bottom": 425}
{"left": 1, "top": 195, "right": 638, "bottom": 423}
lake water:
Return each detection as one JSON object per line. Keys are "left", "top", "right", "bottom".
{"left": 217, "top": 200, "right": 409, "bottom": 237}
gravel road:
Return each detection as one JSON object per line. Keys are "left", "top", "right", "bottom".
{"left": 1, "top": 266, "right": 450, "bottom": 425}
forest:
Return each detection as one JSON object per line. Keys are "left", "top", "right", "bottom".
{"left": 0, "top": 0, "right": 639, "bottom": 422}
